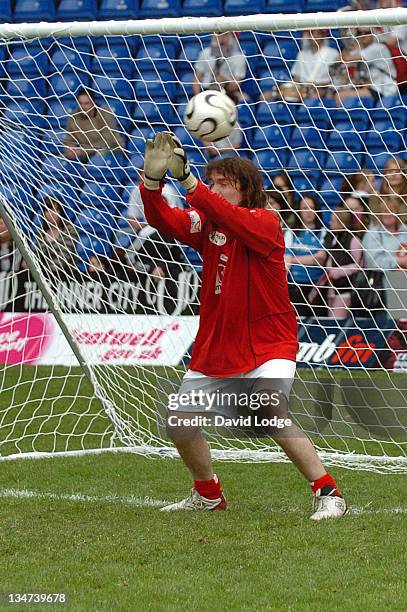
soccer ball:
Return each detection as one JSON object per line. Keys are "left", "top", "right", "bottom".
{"left": 183, "top": 90, "right": 237, "bottom": 143}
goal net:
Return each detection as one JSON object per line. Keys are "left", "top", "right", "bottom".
{"left": 0, "top": 9, "right": 406, "bottom": 471}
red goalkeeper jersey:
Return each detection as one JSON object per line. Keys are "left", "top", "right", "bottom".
{"left": 140, "top": 181, "right": 298, "bottom": 377}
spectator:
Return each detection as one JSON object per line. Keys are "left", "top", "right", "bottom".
{"left": 203, "top": 123, "right": 243, "bottom": 160}
{"left": 271, "top": 171, "right": 295, "bottom": 211}
{"left": 0, "top": 215, "right": 23, "bottom": 272}
{"left": 341, "top": 169, "right": 378, "bottom": 198}
{"left": 290, "top": 29, "right": 340, "bottom": 99}
{"left": 36, "top": 197, "right": 77, "bottom": 278}
{"left": 363, "top": 196, "right": 407, "bottom": 274}
{"left": 324, "top": 208, "right": 364, "bottom": 319}
{"left": 379, "top": 156, "right": 407, "bottom": 222}
{"left": 126, "top": 224, "right": 190, "bottom": 283}
{"left": 378, "top": 0, "right": 407, "bottom": 94}
{"left": 339, "top": 28, "right": 398, "bottom": 99}
{"left": 192, "top": 33, "right": 247, "bottom": 102}
{"left": 64, "top": 88, "right": 124, "bottom": 161}
{"left": 265, "top": 188, "right": 296, "bottom": 228}
{"left": 126, "top": 169, "right": 183, "bottom": 232}
{"left": 343, "top": 194, "right": 370, "bottom": 236}
{"left": 284, "top": 194, "right": 326, "bottom": 316}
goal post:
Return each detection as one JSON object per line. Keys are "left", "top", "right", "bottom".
{"left": 0, "top": 9, "right": 407, "bottom": 471}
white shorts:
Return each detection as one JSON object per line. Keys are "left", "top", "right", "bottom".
{"left": 176, "top": 359, "right": 296, "bottom": 414}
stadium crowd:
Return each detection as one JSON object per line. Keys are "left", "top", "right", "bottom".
{"left": 1, "top": 2, "right": 407, "bottom": 319}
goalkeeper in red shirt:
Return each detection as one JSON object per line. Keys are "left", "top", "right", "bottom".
{"left": 140, "top": 132, "right": 347, "bottom": 520}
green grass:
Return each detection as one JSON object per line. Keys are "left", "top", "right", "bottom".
{"left": 0, "top": 454, "right": 406, "bottom": 611}
{"left": 0, "top": 366, "right": 406, "bottom": 610}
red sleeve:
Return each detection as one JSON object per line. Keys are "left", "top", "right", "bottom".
{"left": 187, "top": 181, "right": 283, "bottom": 257}
{"left": 140, "top": 183, "right": 205, "bottom": 253}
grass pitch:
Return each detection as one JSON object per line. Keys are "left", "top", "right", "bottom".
{"left": 0, "top": 366, "right": 406, "bottom": 611}
{"left": 0, "top": 454, "right": 406, "bottom": 611}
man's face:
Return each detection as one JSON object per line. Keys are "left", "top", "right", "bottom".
{"left": 208, "top": 172, "right": 242, "bottom": 206}
{"left": 78, "top": 93, "right": 95, "bottom": 114}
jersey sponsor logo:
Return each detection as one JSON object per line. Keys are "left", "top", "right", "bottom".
{"left": 187, "top": 210, "right": 201, "bottom": 233}
{"left": 209, "top": 231, "right": 227, "bottom": 246}
{"left": 215, "top": 254, "right": 228, "bottom": 295}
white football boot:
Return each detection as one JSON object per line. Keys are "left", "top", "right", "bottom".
{"left": 310, "top": 487, "right": 348, "bottom": 521}
{"left": 160, "top": 489, "right": 227, "bottom": 512}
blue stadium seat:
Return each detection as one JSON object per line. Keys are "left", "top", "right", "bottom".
{"left": 48, "top": 71, "right": 90, "bottom": 97}
{"left": 91, "top": 44, "right": 134, "bottom": 77}
{"left": 103, "top": 98, "right": 133, "bottom": 133}
{"left": 365, "top": 126, "right": 403, "bottom": 154}
{"left": 236, "top": 101, "right": 255, "bottom": 129}
{"left": 6, "top": 45, "right": 49, "bottom": 78}
{"left": 0, "top": 0, "right": 12, "bottom": 22}
{"left": 369, "top": 96, "right": 407, "bottom": 129}
{"left": 57, "top": 0, "right": 98, "bottom": 21}
{"left": 80, "top": 181, "right": 122, "bottom": 212}
{"left": 0, "top": 183, "right": 37, "bottom": 240}
{"left": 291, "top": 173, "right": 320, "bottom": 195}
{"left": 329, "top": 97, "right": 375, "bottom": 129}
{"left": 254, "top": 149, "right": 289, "bottom": 172}
{"left": 85, "top": 152, "right": 126, "bottom": 183}
{"left": 178, "top": 72, "right": 195, "bottom": 99}
{"left": 135, "top": 44, "right": 176, "bottom": 77}
{"left": 325, "top": 151, "right": 361, "bottom": 174}
{"left": 305, "top": 0, "right": 347, "bottom": 10}
{"left": 133, "top": 101, "right": 175, "bottom": 124}
{"left": 47, "top": 96, "right": 78, "bottom": 130}
{"left": 266, "top": 0, "right": 304, "bottom": 12}
{"left": 134, "top": 73, "right": 176, "bottom": 101}
{"left": 173, "top": 126, "right": 200, "bottom": 148}
{"left": 290, "top": 126, "right": 326, "bottom": 150}
{"left": 255, "top": 100, "right": 297, "bottom": 126}
{"left": 42, "top": 130, "right": 66, "bottom": 155}
{"left": 93, "top": 75, "right": 134, "bottom": 100}
{"left": 77, "top": 235, "right": 113, "bottom": 270}
{"left": 7, "top": 77, "right": 47, "bottom": 101}
{"left": 326, "top": 122, "right": 363, "bottom": 152}
{"left": 287, "top": 149, "right": 325, "bottom": 172}
{"left": 363, "top": 152, "right": 393, "bottom": 172}
{"left": 50, "top": 47, "right": 92, "bottom": 73}
{"left": 98, "top": 0, "right": 138, "bottom": 19}
{"left": 296, "top": 98, "right": 334, "bottom": 128}
{"left": 182, "top": 0, "right": 222, "bottom": 17}
{"left": 75, "top": 208, "right": 116, "bottom": 237}
{"left": 127, "top": 125, "right": 167, "bottom": 154}
{"left": 263, "top": 38, "right": 299, "bottom": 69}
{"left": 139, "top": 0, "right": 180, "bottom": 18}
{"left": 14, "top": 0, "right": 55, "bottom": 22}
{"left": 2, "top": 101, "right": 47, "bottom": 130}
{"left": 224, "top": 0, "right": 265, "bottom": 15}
{"left": 176, "top": 43, "right": 202, "bottom": 74}
{"left": 0, "top": 133, "right": 42, "bottom": 183}
{"left": 41, "top": 154, "right": 84, "bottom": 187}
{"left": 252, "top": 125, "right": 291, "bottom": 149}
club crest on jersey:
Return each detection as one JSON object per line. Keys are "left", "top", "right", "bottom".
{"left": 209, "top": 231, "right": 227, "bottom": 246}
{"left": 187, "top": 210, "right": 201, "bottom": 233}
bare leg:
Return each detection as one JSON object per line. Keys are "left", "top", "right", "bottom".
{"left": 172, "top": 433, "right": 214, "bottom": 481}
{"left": 274, "top": 426, "right": 326, "bottom": 482}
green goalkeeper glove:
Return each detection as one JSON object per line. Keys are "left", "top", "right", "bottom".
{"left": 167, "top": 135, "right": 198, "bottom": 193}
{"left": 143, "top": 132, "right": 174, "bottom": 190}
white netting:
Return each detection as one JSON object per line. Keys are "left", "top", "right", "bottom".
{"left": 0, "top": 11, "right": 406, "bottom": 471}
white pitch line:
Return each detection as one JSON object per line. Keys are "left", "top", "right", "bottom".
{"left": 0, "top": 488, "right": 406, "bottom": 516}
{"left": 0, "top": 488, "right": 169, "bottom": 508}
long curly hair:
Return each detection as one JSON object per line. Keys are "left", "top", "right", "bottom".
{"left": 204, "top": 157, "right": 268, "bottom": 209}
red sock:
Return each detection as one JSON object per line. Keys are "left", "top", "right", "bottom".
{"left": 310, "top": 472, "right": 342, "bottom": 497}
{"left": 194, "top": 474, "right": 222, "bottom": 499}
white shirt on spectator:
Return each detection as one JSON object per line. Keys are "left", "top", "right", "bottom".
{"left": 380, "top": 25, "right": 407, "bottom": 55}
{"left": 195, "top": 47, "right": 247, "bottom": 89}
{"left": 291, "top": 45, "right": 339, "bottom": 85}
{"left": 360, "top": 41, "right": 398, "bottom": 96}
{"left": 127, "top": 182, "right": 183, "bottom": 222}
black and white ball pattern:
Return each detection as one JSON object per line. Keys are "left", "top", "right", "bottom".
{"left": 183, "top": 90, "right": 237, "bottom": 142}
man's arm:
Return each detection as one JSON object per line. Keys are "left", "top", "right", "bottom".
{"left": 187, "top": 181, "right": 282, "bottom": 257}
{"left": 140, "top": 183, "right": 205, "bottom": 252}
